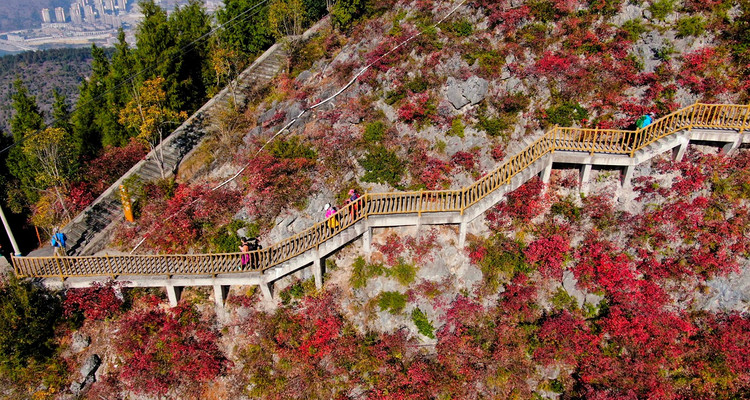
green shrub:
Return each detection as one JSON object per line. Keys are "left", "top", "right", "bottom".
{"left": 279, "top": 279, "right": 308, "bottom": 306}
{"left": 544, "top": 102, "right": 588, "bottom": 127}
{"left": 621, "top": 18, "right": 647, "bottom": 41}
{"left": 359, "top": 145, "right": 405, "bottom": 187}
{"left": 477, "top": 116, "right": 511, "bottom": 137}
{"left": 676, "top": 15, "right": 705, "bottom": 37}
{"left": 654, "top": 42, "right": 675, "bottom": 61}
{"left": 404, "top": 75, "right": 429, "bottom": 93}
{"left": 269, "top": 136, "right": 317, "bottom": 160}
{"left": 384, "top": 90, "right": 406, "bottom": 105}
{"left": 211, "top": 219, "right": 258, "bottom": 253}
{"left": 550, "top": 287, "right": 579, "bottom": 311}
{"left": 289, "top": 36, "right": 325, "bottom": 77}
{"left": 435, "top": 139, "right": 447, "bottom": 153}
{"left": 474, "top": 234, "right": 530, "bottom": 291}
{"left": 0, "top": 276, "right": 61, "bottom": 378}
{"left": 363, "top": 121, "right": 386, "bottom": 143}
{"left": 448, "top": 19, "right": 473, "bottom": 37}
{"left": 550, "top": 196, "right": 581, "bottom": 221}
{"left": 350, "top": 256, "right": 386, "bottom": 289}
{"left": 377, "top": 291, "right": 407, "bottom": 314}
{"left": 448, "top": 118, "right": 465, "bottom": 138}
{"left": 388, "top": 259, "right": 417, "bottom": 286}
{"left": 411, "top": 308, "right": 435, "bottom": 338}
{"left": 463, "top": 50, "right": 504, "bottom": 76}
{"left": 331, "top": 0, "right": 366, "bottom": 30}
{"left": 649, "top": 0, "right": 674, "bottom": 21}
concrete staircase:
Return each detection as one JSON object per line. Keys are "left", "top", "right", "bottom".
{"left": 39, "top": 44, "right": 291, "bottom": 257}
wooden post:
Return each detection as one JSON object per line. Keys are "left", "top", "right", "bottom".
{"left": 119, "top": 185, "right": 134, "bottom": 223}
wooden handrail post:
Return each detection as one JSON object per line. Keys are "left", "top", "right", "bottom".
{"left": 740, "top": 105, "right": 750, "bottom": 135}
{"left": 689, "top": 103, "right": 698, "bottom": 130}
{"left": 55, "top": 256, "right": 64, "bottom": 282}
{"left": 418, "top": 189, "right": 423, "bottom": 217}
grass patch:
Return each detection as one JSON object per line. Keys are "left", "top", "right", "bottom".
{"left": 388, "top": 259, "right": 417, "bottom": 286}
{"left": 411, "top": 308, "right": 435, "bottom": 338}
{"left": 378, "top": 291, "right": 407, "bottom": 314}
{"left": 350, "top": 256, "right": 386, "bottom": 289}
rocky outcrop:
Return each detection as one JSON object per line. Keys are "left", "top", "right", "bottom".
{"left": 444, "top": 76, "right": 488, "bottom": 110}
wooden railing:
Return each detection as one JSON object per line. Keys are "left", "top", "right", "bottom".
{"left": 12, "top": 103, "right": 750, "bottom": 280}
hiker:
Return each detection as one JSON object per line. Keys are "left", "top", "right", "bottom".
{"left": 636, "top": 112, "right": 654, "bottom": 129}
{"left": 51, "top": 228, "right": 67, "bottom": 256}
{"left": 239, "top": 238, "right": 251, "bottom": 269}
{"left": 347, "top": 189, "right": 361, "bottom": 220}
{"left": 246, "top": 237, "right": 261, "bottom": 266}
{"left": 324, "top": 203, "right": 339, "bottom": 230}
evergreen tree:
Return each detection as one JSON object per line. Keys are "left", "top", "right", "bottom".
{"left": 6, "top": 80, "right": 44, "bottom": 205}
{"left": 51, "top": 89, "right": 72, "bottom": 135}
{"left": 71, "top": 45, "right": 110, "bottom": 158}
{"left": 9, "top": 80, "right": 44, "bottom": 142}
{"left": 103, "top": 29, "right": 137, "bottom": 147}
{"left": 136, "top": 0, "right": 179, "bottom": 109}
{"left": 217, "top": 0, "right": 274, "bottom": 59}
{"left": 169, "top": 0, "right": 213, "bottom": 112}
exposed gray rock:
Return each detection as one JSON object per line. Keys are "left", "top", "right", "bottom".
{"left": 445, "top": 77, "right": 470, "bottom": 110}
{"left": 80, "top": 354, "right": 101, "bottom": 378}
{"left": 70, "top": 354, "right": 100, "bottom": 396}
{"left": 70, "top": 331, "right": 90, "bottom": 354}
{"left": 612, "top": 4, "right": 644, "bottom": 27}
{"left": 258, "top": 106, "right": 279, "bottom": 125}
{"left": 462, "top": 76, "right": 488, "bottom": 105}
{"left": 458, "top": 263, "right": 483, "bottom": 289}
{"left": 69, "top": 381, "right": 84, "bottom": 397}
{"left": 295, "top": 70, "right": 313, "bottom": 83}
{"left": 444, "top": 76, "right": 489, "bottom": 110}
{"left": 286, "top": 102, "right": 304, "bottom": 124}
{"left": 416, "top": 256, "right": 450, "bottom": 281}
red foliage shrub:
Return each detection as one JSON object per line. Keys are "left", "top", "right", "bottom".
{"left": 115, "top": 304, "right": 228, "bottom": 396}
{"left": 678, "top": 47, "right": 736, "bottom": 98}
{"left": 243, "top": 152, "right": 316, "bottom": 222}
{"left": 85, "top": 139, "right": 148, "bottom": 192}
{"left": 413, "top": 155, "right": 452, "bottom": 190}
{"left": 63, "top": 281, "right": 124, "bottom": 321}
{"left": 450, "top": 150, "right": 477, "bottom": 172}
{"left": 118, "top": 183, "right": 242, "bottom": 252}
{"left": 491, "top": 177, "right": 549, "bottom": 226}
{"left": 524, "top": 232, "right": 570, "bottom": 279}
{"left": 398, "top": 92, "right": 436, "bottom": 124}
{"left": 490, "top": 144, "right": 506, "bottom": 161}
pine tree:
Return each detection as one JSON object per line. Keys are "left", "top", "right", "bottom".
{"left": 169, "top": 0, "right": 213, "bottom": 112}
{"left": 6, "top": 80, "right": 45, "bottom": 205}
{"left": 103, "top": 29, "right": 137, "bottom": 147}
{"left": 216, "top": 0, "right": 274, "bottom": 59}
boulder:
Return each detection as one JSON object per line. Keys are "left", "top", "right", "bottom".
{"left": 70, "top": 331, "right": 90, "bottom": 354}
{"left": 462, "top": 76, "right": 489, "bottom": 105}
{"left": 295, "top": 70, "right": 313, "bottom": 83}
{"left": 444, "top": 76, "right": 489, "bottom": 110}
{"left": 445, "top": 77, "right": 470, "bottom": 110}
{"left": 80, "top": 354, "right": 101, "bottom": 379}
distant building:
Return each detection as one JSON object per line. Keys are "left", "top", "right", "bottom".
{"left": 84, "top": 5, "right": 96, "bottom": 23}
{"left": 41, "top": 8, "right": 52, "bottom": 23}
{"left": 55, "top": 7, "right": 67, "bottom": 23}
{"left": 70, "top": 4, "right": 83, "bottom": 24}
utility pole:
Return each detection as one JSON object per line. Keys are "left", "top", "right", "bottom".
{"left": 0, "top": 204, "right": 22, "bottom": 256}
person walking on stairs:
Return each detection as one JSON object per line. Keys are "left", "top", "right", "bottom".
{"left": 51, "top": 228, "right": 67, "bottom": 256}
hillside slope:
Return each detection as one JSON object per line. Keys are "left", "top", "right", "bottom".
{"left": 5, "top": 1, "right": 750, "bottom": 398}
